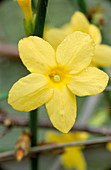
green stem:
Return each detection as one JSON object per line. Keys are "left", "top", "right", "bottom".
{"left": 29, "top": 0, "right": 49, "bottom": 170}
{"left": 104, "top": 88, "right": 111, "bottom": 115}
{"left": 34, "top": 0, "right": 48, "bottom": 37}
{"left": 100, "top": 67, "right": 111, "bottom": 114}
{"left": 101, "top": 32, "right": 111, "bottom": 114}
{"left": 0, "top": 92, "right": 8, "bottom": 100}
{"left": 32, "top": 0, "right": 36, "bottom": 12}
{"left": 105, "top": 91, "right": 111, "bottom": 106}
{"left": 30, "top": 110, "right": 37, "bottom": 147}
{"left": 77, "top": 0, "right": 88, "bottom": 15}
{"left": 29, "top": 110, "right": 38, "bottom": 170}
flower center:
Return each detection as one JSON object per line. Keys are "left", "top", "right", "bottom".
{"left": 53, "top": 75, "right": 61, "bottom": 82}
{"left": 49, "top": 69, "right": 62, "bottom": 83}
{"left": 48, "top": 67, "right": 70, "bottom": 88}
{"left": 48, "top": 67, "right": 69, "bottom": 85}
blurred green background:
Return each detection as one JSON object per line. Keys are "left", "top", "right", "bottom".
{"left": 0, "top": 0, "right": 111, "bottom": 169}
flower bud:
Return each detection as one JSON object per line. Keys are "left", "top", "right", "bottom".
{"left": 15, "top": 131, "right": 31, "bottom": 162}
{"left": 89, "top": 3, "right": 105, "bottom": 28}
{"left": 17, "top": 0, "right": 33, "bottom": 22}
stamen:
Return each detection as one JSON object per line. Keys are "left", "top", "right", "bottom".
{"left": 54, "top": 75, "right": 61, "bottom": 82}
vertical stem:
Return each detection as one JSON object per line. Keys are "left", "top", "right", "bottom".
{"left": 0, "top": 92, "right": 8, "bottom": 100}
{"left": 30, "top": 0, "right": 49, "bottom": 170}
{"left": 105, "top": 91, "right": 111, "bottom": 115}
{"left": 34, "top": 0, "right": 48, "bottom": 37}
{"left": 30, "top": 110, "right": 38, "bottom": 170}
{"left": 32, "top": 0, "right": 36, "bottom": 12}
{"left": 30, "top": 110, "right": 37, "bottom": 147}
{"left": 100, "top": 67, "right": 111, "bottom": 114}
{"left": 77, "top": 0, "right": 88, "bottom": 15}
{"left": 101, "top": 28, "right": 111, "bottom": 115}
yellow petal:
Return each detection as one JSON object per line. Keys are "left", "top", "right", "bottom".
{"left": 46, "top": 86, "right": 77, "bottom": 133}
{"left": 73, "top": 132, "right": 89, "bottom": 141}
{"left": 56, "top": 31, "right": 95, "bottom": 73}
{"left": 67, "top": 67, "right": 109, "bottom": 96}
{"left": 46, "top": 133, "right": 66, "bottom": 143}
{"left": 93, "top": 44, "right": 111, "bottom": 66}
{"left": 61, "top": 23, "right": 73, "bottom": 34}
{"left": 47, "top": 131, "right": 89, "bottom": 144}
{"left": 18, "top": 36, "right": 56, "bottom": 74}
{"left": 106, "top": 143, "right": 111, "bottom": 151}
{"left": 47, "top": 133, "right": 75, "bottom": 143}
{"left": 89, "top": 60, "right": 98, "bottom": 67}
{"left": 44, "top": 28, "right": 69, "bottom": 49}
{"left": 89, "top": 24, "right": 102, "bottom": 44}
{"left": 8, "top": 73, "right": 53, "bottom": 111}
{"left": 17, "top": 0, "right": 33, "bottom": 22}
{"left": 71, "top": 11, "right": 89, "bottom": 33}
{"left": 61, "top": 147, "right": 86, "bottom": 170}
{"left": 47, "top": 133, "right": 62, "bottom": 143}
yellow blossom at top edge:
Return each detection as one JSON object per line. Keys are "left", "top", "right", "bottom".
{"left": 71, "top": 12, "right": 111, "bottom": 66}
{"left": 17, "top": 0, "right": 33, "bottom": 22}
{"left": 8, "top": 31, "right": 109, "bottom": 133}
{"left": 71, "top": 11, "right": 102, "bottom": 44}
{"left": 44, "top": 11, "right": 102, "bottom": 48}
{"left": 44, "top": 11, "right": 111, "bottom": 67}
{"left": 46, "top": 131, "right": 89, "bottom": 170}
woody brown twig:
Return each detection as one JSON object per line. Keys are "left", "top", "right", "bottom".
{"left": 0, "top": 113, "right": 111, "bottom": 136}
{"left": 0, "top": 42, "right": 19, "bottom": 60}
{"left": 0, "top": 136, "right": 111, "bottom": 162}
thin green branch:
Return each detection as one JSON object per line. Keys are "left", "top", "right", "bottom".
{"left": 32, "top": 0, "right": 36, "bottom": 12}
{"left": 34, "top": 0, "right": 48, "bottom": 37}
{"left": 29, "top": 110, "right": 38, "bottom": 170}
{"left": 100, "top": 68, "right": 111, "bottom": 114}
{"left": 29, "top": 110, "right": 37, "bottom": 147}
{"left": 0, "top": 92, "right": 8, "bottom": 100}
{"left": 77, "top": 0, "right": 88, "bottom": 15}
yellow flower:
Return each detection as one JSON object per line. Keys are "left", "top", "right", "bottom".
{"left": 46, "top": 131, "right": 89, "bottom": 170}
{"left": 8, "top": 31, "right": 109, "bottom": 133}
{"left": 17, "top": 0, "right": 33, "bottom": 22}
{"left": 106, "top": 143, "right": 111, "bottom": 151}
{"left": 44, "top": 11, "right": 111, "bottom": 67}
